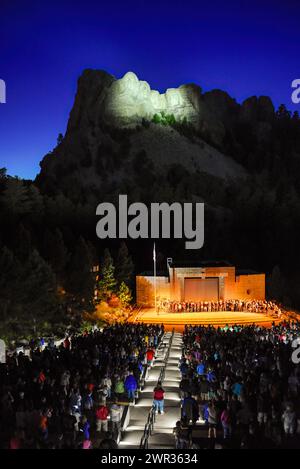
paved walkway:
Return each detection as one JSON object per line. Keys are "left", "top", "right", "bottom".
{"left": 119, "top": 332, "right": 182, "bottom": 449}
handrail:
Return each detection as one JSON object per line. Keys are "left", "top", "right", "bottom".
{"left": 139, "top": 329, "right": 175, "bottom": 449}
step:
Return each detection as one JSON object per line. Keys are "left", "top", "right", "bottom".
{"left": 119, "top": 429, "right": 144, "bottom": 447}
{"left": 120, "top": 332, "right": 183, "bottom": 449}
{"left": 148, "top": 432, "right": 175, "bottom": 449}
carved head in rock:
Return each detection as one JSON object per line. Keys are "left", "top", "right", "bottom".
{"left": 139, "top": 80, "right": 151, "bottom": 100}
{"left": 119, "top": 71, "right": 140, "bottom": 97}
{"left": 165, "top": 88, "right": 183, "bottom": 107}
{"left": 150, "top": 90, "right": 161, "bottom": 110}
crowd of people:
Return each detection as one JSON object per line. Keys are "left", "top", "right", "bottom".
{"left": 0, "top": 323, "right": 163, "bottom": 449}
{"left": 2, "top": 313, "right": 300, "bottom": 450}
{"left": 174, "top": 321, "right": 300, "bottom": 448}
{"left": 161, "top": 299, "right": 282, "bottom": 317}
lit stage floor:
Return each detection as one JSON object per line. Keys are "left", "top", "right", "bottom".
{"left": 131, "top": 309, "right": 281, "bottom": 331}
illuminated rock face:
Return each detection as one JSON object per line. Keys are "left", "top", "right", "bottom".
{"left": 103, "top": 71, "right": 201, "bottom": 127}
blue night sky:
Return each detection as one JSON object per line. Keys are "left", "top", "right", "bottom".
{"left": 0, "top": 0, "right": 299, "bottom": 179}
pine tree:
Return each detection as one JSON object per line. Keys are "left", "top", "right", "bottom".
{"left": 115, "top": 242, "right": 134, "bottom": 287}
{"left": 0, "top": 246, "right": 17, "bottom": 318}
{"left": 152, "top": 113, "right": 161, "bottom": 124}
{"left": 13, "top": 224, "right": 32, "bottom": 262}
{"left": 2, "top": 178, "right": 31, "bottom": 215}
{"left": 276, "top": 104, "right": 291, "bottom": 121}
{"left": 43, "top": 228, "right": 69, "bottom": 278}
{"left": 118, "top": 281, "right": 132, "bottom": 308}
{"left": 57, "top": 133, "right": 64, "bottom": 145}
{"left": 27, "top": 185, "right": 44, "bottom": 220}
{"left": 66, "top": 237, "right": 95, "bottom": 303}
{"left": 98, "top": 248, "right": 116, "bottom": 301}
{"left": 18, "top": 249, "right": 58, "bottom": 319}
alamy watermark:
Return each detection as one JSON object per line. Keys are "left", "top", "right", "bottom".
{"left": 0, "top": 79, "right": 6, "bottom": 103}
{"left": 291, "top": 337, "right": 300, "bottom": 364}
{"left": 96, "top": 195, "right": 204, "bottom": 249}
{"left": 291, "top": 79, "right": 300, "bottom": 104}
{"left": 0, "top": 339, "right": 6, "bottom": 363}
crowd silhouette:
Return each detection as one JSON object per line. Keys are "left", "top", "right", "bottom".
{"left": 0, "top": 323, "right": 163, "bottom": 449}
{"left": 160, "top": 299, "right": 282, "bottom": 317}
{"left": 174, "top": 321, "right": 300, "bottom": 449}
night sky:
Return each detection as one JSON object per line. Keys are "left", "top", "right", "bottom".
{"left": 1, "top": 0, "right": 299, "bottom": 179}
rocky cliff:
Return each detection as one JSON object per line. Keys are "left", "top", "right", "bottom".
{"left": 67, "top": 70, "right": 202, "bottom": 129}
{"left": 37, "top": 69, "right": 259, "bottom": 203}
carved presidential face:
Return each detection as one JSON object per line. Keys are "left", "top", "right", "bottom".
{"left": 139, "top": 81, "right": 151, "bottom": 100}
{"left": 150, "top": 90, "right": 161, "bottom": 109}
{"left": 166, "top": 88, "right": 182, "bottom": 107}
{"left": 119, "top": 72, "right": 139, "bottom": 97}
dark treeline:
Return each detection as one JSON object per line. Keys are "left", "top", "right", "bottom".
{"left": 0, "top": 169, "right": 135, "bottom": 341}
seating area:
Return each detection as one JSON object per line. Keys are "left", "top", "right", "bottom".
{"left": 2, "top": 320, "right": 300, "bottom": 449}
{"left": 0, "top": 323, "right": 164, "bottom": 449}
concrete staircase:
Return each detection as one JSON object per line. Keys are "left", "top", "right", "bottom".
{"left": 119, "top": 332, "right": 183, "bottom": 449}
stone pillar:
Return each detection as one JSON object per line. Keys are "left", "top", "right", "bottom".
{"left": 219, "top": 276, "right": 224, "bottom": 300}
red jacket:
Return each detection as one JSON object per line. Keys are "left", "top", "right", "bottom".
{"left": 154, "top": 388, "right": 165, "bottom": 400}
{"left": 146, "top": 349, "right": 155, "bottom": 361}
{"left": 96, "top": 406, "right": 109, "bottom": 421}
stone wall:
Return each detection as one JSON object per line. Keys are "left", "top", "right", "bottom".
{"left": 136, "top": 266, "right": 265, "bottom": 306}
{"left": 233, "top": 273, "right": 265, "bottom": 300}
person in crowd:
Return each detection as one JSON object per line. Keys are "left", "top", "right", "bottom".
{"left": 82, "top": 438, "right": 92, "bottom": 449}
{"left": 221, "top": 404, "right": 232, "bottom": 439}
{"left": 182, "top": 393, "right": 199, "bottom": 425}
{"left": 102, "top": 375, "right": 112, "bottom": 400}
{"left": 179, "top": 358, "right": 189, "bottom": 377}
{"left": 179, "top": 375, "right": 190, "bottom": 400}
{"left": 124, "top": 372, "right": 138, "bottom": 401}
{"left": 110, "top": 400, "right": 122, "bottom": 441}
{"left": 199, "top": 376, "right": 209, "bottom": 402}
{"left": 114, "top": 376, "right": 125, "bottom": 401}
{"left": 257, "top": 393, "right": 270, "bottom": 427}
{"left": 207, "top": 401, "right": 218, "bottom": 439}
{"left": 173, "top": 419, "right": 191, "bottom": 449}
{"left": 153, "top": 381, "right": 165, "bottom": 414}
{"left": 79, "top": 415, "right": 90, "bottom": 441}
{"left": 146, "top": 347, "right": 155, "bottom": 367}
{"left": 282, "top": 404, "right": 296, "bottom": 437}
{"left": 173, "top": 421, "right": 182, "bottom": 449}
{"left": 98, "top": 432, "right": 118, "bottom": 449}
{"left": 196, "top": 361, "right": 205, "bottom": 376}
{"left": 9, "top": 431, "right": 22, "bottom": 450}
{"left": 95, "top": 401, "right": 109, "bottom": 434}
{"left": 232, "top": 379, "right": 244, "bottom": 401}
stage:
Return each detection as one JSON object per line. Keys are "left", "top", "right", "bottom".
{"left": 131, "top": 308, "right": 281, "bottom": 331}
